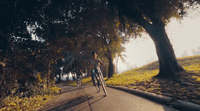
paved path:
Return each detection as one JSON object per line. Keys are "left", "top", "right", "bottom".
{"left": 39, "top": 85, "right": 178, "bottom": 111}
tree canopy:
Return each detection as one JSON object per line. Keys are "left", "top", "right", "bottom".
{"left": 1, "top": 0, "right": 200, "bottom": 101}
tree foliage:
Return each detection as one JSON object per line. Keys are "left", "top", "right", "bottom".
{"left": 1, "top": 0, "right": 200, "bottom": 103}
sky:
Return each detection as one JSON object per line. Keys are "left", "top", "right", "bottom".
{"left": 116, "top": 8, "right": 200, "bottom": 73}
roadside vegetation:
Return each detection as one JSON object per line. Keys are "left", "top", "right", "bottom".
{"left": 106, "top": 55, "right": 200, "bottom": 105}
{"left": 107, "top": 55, "right": 200, "bottom": 86}
{"left": 0, "top": 86, "right": 61, "bottom": 111}
{"left": 64, "top": 77, "right": 93, "bottom": 86}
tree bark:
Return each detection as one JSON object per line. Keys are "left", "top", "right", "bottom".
{"left": 140, "top": 18, "right": 184, "bottom": 77}
{"left": 115, "top": 56, "right": 119, "bottom": 74}
{"left": 107, "top": 48, "right": 114, "bottom": 78}
{"left": 57, "top": 67, "right": 61, "bottom": 82}
{"left": 0, "top": 58, "right": 6, "bottom": 87}
{"left": 108, "top": 57, "right": 114, "bottom": 78}
{"left": 87, "top": 62, "right": 91, "bottom": 77}
{"left": 72, "top": 73, "right": 76, "bottom": 81}
{"left": 47, "top": 62, "right": 51, "bottom": 92}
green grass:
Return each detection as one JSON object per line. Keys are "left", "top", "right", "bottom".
{"left": 65, "top": 77, "right": 93, "bottom": 86}
{"left": 104, "top": 55, "right": 200, "bottom": 104}
{"left": 106, "top": 55, "right": 200, "bottom": 86}
{"left": 106, "top": 70, "right": 159, "bottom": 86}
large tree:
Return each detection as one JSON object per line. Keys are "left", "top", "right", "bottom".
{"left": 0, "top": 0, "right": 70, "bottom": 99}
{"left": 96, "top": 26, "right": 123, "bottom": 78}
{"left": 104, "top": 0, "right": 200, "bottom": 77}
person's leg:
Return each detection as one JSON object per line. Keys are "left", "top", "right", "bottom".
{"left": 97, "top": 68, "right": 106, "bottom": 85}
{"left": 91, "top": 69, "right": 97, "bottom": 85}
{"left": 76, "top": 76, "right": 79, "bottom": 86}
{"left": 94, "top": 69, "right": 101, "bottom": 85}
{"left": 80, "top": 75, "right": 82, "bottom": 83}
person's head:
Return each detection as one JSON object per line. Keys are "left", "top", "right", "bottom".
{"left": 92, "top": 51, "right": 97, "bottom": 59}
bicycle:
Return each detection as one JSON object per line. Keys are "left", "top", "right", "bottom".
{"left": 92, "top": 68, "right": 108, "bottom": 96}
{"left": 76, "top": 75, "right": 82, "bottom": 87}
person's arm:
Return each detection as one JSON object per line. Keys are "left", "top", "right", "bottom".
{"left": 98, "top": 58, "right": 104, "bottom": 66}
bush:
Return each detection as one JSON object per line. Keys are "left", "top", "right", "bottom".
{"left": 0, "top": 86, "right": 61, "bottom": 111}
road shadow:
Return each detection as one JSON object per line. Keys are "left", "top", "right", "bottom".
{"left": 162, "top": 106, "right": 179, "bottom": 111}
{"left": 58, "top": 85, "right": 93, "bottom": 94}
{"left": 39, "top": 94, "right": 106, "bottom": 111}
{"left": 39, "top": 95, "right": 91, "bottom": 111}
{"left": 39, "top": 85, "right": 107, "bottom": 111}
{"left": 77, "top": 95, "right": 105, "bottom": 111}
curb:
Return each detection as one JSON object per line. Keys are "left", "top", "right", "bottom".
{"left": 107, "top": 85, "right": 200, "bottom": 111}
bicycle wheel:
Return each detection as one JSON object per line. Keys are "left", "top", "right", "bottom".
{"left": 78, "top": 79, "right": 81, "bottom": 87}
{"left": 95, "top": 75, "right": 100, "bottom": 92}
{"left": 79, "top": 76, "right": 82, "bottom": 87}
{"left": 77, "top": 79, "right": 79, "bottom": 87}
{"left": 77, "top": 77, "right": 81, "bottom": 87}
{"left": 98, "top": 73, "right": 108, "bottom": 96}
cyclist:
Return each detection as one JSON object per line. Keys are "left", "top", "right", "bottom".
{"left": 89, "top": 51, "right": 104, "bottom": 86}
{"left": 76, "top": 69, "right": 82, "bottom": 86}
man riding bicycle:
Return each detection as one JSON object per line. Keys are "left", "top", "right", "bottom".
{"left": 89, "top": 51, "right": 105, "bottom": 86}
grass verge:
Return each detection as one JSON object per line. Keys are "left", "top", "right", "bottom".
{"left": 64, "top": 77, "right": 93, "bottom": 86}
{"left": 105, "top": 55, "right": 200, "bottom": 105}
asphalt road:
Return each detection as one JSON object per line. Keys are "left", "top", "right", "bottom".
{"left": 39, "top": 85, "right": 178, "bottom": 111}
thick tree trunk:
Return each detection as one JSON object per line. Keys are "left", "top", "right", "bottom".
{"left": 66, "top": 74, "right": 69, "bottom": 81}
{"left": 107, "top": 48, "right": 114, "bottom": 78}
{"left": 108, "top": 57, "right": 114, "bottom": 78}
{"left": 58, "top": 71, "right": 61, "bottom": 82}
{"left": 115, "top": 57, "right": 119, "bottom": 74}
{"left": 141, "top": 19, "right": 184, "bottom": 77}
{"left": 47, "top": 63, "right": 50, "bottom": 92}
{"left": 0, "top": 58, "right": 6, "bottom": 86}
{"left": 101, "top": 65, "right": 108, "bottom": 77}
{"left": 72, "top": 73, "right": 76, "bottom": 81}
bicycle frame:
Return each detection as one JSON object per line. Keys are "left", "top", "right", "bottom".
{"left": 95, "top": 68, "right": 108, "bottom": 96}
{"left": 77, "top": 75, "right": 82, "bottom": 87}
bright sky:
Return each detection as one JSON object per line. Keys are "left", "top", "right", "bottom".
{"left": 117, "top": 8, "right": 200, "bottom": 73}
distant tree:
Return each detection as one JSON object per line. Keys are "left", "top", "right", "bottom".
{"left": 197, "top": 46, "right": 200, "bottom": 55}
{"left": 115, "top": 46, "right": 126, "bottom": 74}
{"left": 192, "top": 46, "right": 200, "bottom": 55}
{"left": 181, "top": 50, "right": 188, "bottom": 57}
